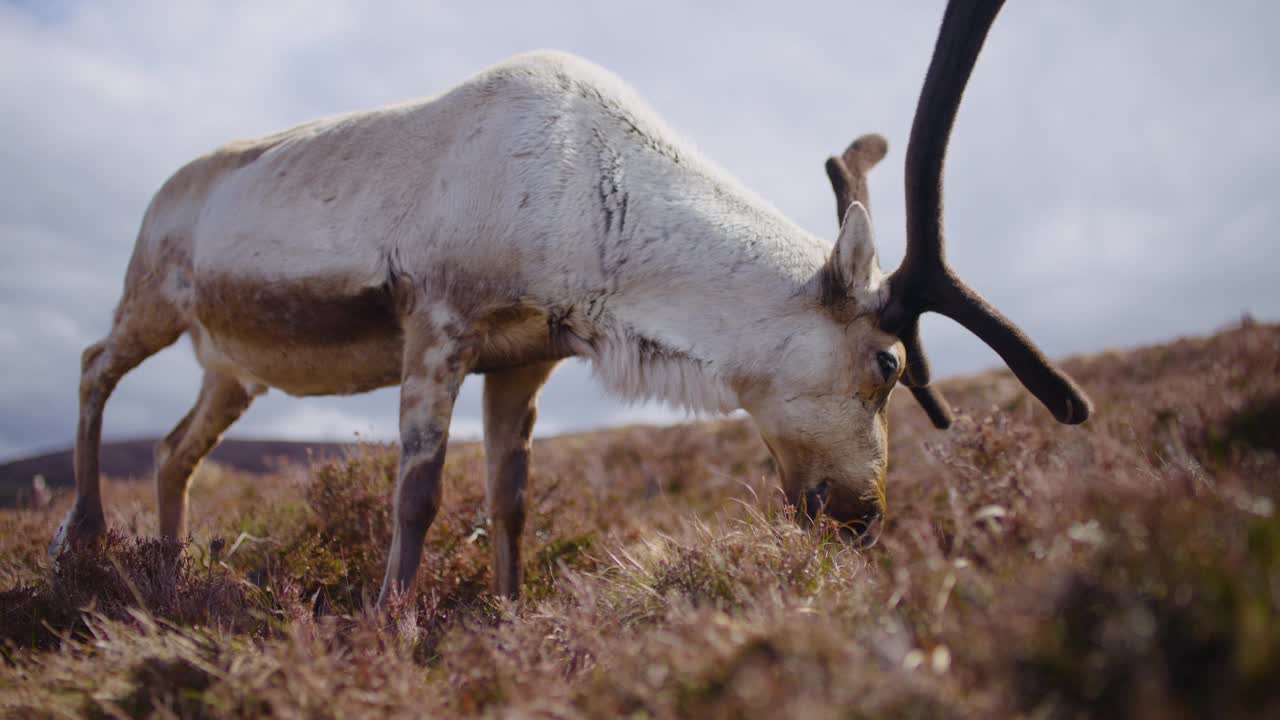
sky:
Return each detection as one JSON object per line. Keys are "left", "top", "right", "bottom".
{"left": 1, "top": 0, "right": 1277, "bottom": 462}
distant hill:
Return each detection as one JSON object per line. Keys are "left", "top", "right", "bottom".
{"left": 0, "top": 438, "right": 351, "bottom": 507}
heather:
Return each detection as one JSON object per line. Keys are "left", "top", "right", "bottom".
{"left": 2, "top": 321, "right": 1277, "bottom": 718}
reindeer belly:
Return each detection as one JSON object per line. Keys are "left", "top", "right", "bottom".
{"left": 192, "top": 274, "right": 404, "bottom": 396}
{"left": 190, "top": 275, "right": 572, "bottom": 396}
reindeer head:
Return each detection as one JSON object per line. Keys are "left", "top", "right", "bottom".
{"left": 745, "top": 0, "right": 1091, "bottom": 545}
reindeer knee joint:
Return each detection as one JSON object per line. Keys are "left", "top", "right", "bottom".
{"left": 80, "top": 342, "right": 107, "bottom": 373}
{"left": 154, "top": 441, "right": 173, "bottom": 468}
{"left": 79, "top": 361, "right": 106, "bottom": 401}
{"left": 401, "top": 424, "right": 445, "bottom": 459}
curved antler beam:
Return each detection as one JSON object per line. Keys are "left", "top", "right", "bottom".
{"left": 889, "top": 0, "right": 1092, "bottom": 425}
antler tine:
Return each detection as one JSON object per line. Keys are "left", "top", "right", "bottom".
{"left": 824, "top": 158, "right": 854, "bottom": 225}
{"left": 908, "top": 385, "right": 954, "bottom": 430}
{"left": 896, "top": 315, "right": 930, "bottom": 386}
{"left": 887, "top": 0, "right": 1093, "bottom": 425}
{"left": 894, "top": 294, "right": 953, "bottom": 428}
{"left": 825, "top": 134, "right": 888, "bottom": 223}
{"left": 824, "top": 133, "right": 955, "bottom": 429}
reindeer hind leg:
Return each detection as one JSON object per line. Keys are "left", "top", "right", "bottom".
{"left": 52, "top": 290, "right": 187, "bottom": 557}
{"left": 154, "top": 370, "right": 260, "bottom": 541}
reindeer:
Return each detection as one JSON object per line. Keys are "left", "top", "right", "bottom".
{"left": 54, "top": 0, "right": 1089, "bottom": 605}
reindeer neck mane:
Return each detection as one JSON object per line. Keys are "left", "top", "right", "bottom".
{"left": 568, "top": 324, "right": 740, "bottom": 416}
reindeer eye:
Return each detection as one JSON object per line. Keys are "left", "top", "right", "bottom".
{"left": 875, "top": 350, "right": 899, "bottom": 382}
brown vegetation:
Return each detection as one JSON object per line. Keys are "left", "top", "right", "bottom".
{"left": 2, "top": 322, "right": 1277, "bottom": 718}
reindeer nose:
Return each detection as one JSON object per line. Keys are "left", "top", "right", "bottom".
{"left": 802, "top": 479, "right": 885, "bottom": 548}
{"left": 876, "top": 350, "right": 899, "bottom": 381}
{"left": 839, "top": 511, "right": 884, "bottom": 549}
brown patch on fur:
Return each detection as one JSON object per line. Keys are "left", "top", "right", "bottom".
{"left": 473, "top": 305, "right": 574, "bottom": 373}
{"left": 196, "top": 273, "right": 401, "bottom": 348}
{"left": 481, "top": 305, "right": 544, "bottom": 328}
{"left": 188, "top": 274, "right": 404, "bottom": 396}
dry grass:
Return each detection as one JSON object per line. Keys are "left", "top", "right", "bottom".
{"left": 2, "top": 320, "right": 1278, "bottom": 718}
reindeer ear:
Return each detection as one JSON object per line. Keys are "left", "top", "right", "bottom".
{"left": 830, "top": 202, "right": 881, "bottom": 293}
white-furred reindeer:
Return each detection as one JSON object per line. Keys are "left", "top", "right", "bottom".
{"left": 55, "top": 0, "right": 1090, "bottom": 605}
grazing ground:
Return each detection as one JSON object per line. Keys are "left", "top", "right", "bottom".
{"left": 1, "top": 321, "right": 1278, "bottom": 718}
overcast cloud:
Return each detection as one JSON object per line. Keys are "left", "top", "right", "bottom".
{"left": 1, "top": 0, "right": 1277, "bottom": 461}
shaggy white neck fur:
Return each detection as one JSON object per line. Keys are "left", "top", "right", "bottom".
{"left": 562, "top": 152, "right": 833, "bottom": 415}
{"left": 574, "top": 328, "right": 741, "bottom": 415}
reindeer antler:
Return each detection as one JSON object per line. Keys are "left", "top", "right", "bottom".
{"left": 884, "top": 0, "right": 1092, "bottom": 424}
{"left": 825, "top": 134, "right": 956, "bottom": 429}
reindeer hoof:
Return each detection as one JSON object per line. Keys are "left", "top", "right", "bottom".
{"left": 49, "top": 509, "right": 73, "bottom": 559}
{"left": 49, "top": 508, "right": 104, "bottom": 561}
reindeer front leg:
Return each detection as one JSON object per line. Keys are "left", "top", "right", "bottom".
{"left": 483, "top": 361, "right": 558, "bottom": 599}
{"left": 377, "top": 313, "right": 476, "bottom": 608}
